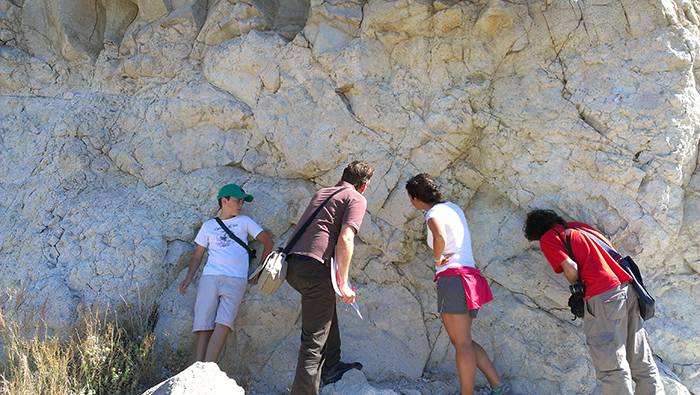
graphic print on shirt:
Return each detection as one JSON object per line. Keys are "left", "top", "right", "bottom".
{"left": 214, "top": 223, "right": 239, "bottom": 249}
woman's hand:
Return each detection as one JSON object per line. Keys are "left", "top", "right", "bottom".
{"left": 435, "top": 253, "right": 452, "bottom": 266}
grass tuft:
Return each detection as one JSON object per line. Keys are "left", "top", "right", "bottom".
{"left": 0, "top": 298, "right": 161, "bottom": 395}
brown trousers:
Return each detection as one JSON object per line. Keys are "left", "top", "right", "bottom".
{"left": 286, "top": 255, "right": 341, "bottom": 395}
{"left": 584, "top": 284, "right": 665, "bottom": 395}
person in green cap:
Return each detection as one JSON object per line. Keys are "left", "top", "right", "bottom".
{"left": 179, "top": 183, "right": 273, "bottom": 363}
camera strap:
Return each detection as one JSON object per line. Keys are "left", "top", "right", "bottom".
{"left": 556, "top": 225, "right": 575, "bottom": 264}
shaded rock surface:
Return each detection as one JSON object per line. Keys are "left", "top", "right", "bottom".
{"left": 1, "top": 0, "right": 699, "bottom": 394}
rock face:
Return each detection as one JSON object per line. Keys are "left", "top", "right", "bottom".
{"left": 321, "top": 370, "right": 397, "bottom": 395}
{"left": 1, "top": 0, "right": 699, "bottom": 394}
{"left": 142, "top": 362, "right": 245, "bottom": 395}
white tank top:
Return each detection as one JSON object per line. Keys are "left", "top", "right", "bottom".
{"left": 424, "top": 201, "right": 476, "bottom": 274}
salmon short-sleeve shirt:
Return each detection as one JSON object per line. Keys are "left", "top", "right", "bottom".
{"left": 287, "top": 181, "right": 367, "bottom": 264}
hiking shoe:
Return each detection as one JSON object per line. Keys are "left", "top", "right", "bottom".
{"left": 490, "top": 383, "right": 511, "bottom": 395}
{"left": 321, "top": 361, "right": 363, "bottom": 386}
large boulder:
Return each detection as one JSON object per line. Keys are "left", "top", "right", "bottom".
{"left": 142, "top": 362, "right": 244, "bottom": 395}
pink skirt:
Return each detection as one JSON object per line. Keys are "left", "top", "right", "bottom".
{"left": 434, "top": 266, "right": 494, "bottom": 310}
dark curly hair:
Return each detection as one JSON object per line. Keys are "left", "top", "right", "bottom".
{"left": 523, "top": 209, "right": 565, "bottom": 241}
{"left": 405, "top": 173, "right": 443, "bottom": 204}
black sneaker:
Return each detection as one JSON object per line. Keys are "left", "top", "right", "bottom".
{"left": 321, "top": 361, "right": 363, "bottom": 386}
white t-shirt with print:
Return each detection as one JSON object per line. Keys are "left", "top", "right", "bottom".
{"left": 425, "top": 201, "right": 476, "bottom": 274}
{"left": 194, "top": 215, "right": 263, "bottom": 278}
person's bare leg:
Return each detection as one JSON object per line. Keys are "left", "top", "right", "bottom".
{"left": 473, "top": 341, "right": 502, "bottom": 388}
{"left": 204, "top": 324, "right": 231, "bottom": 362}
{"left": 196, "top": 330, "right": 213, "bottom": 362}
{"left": 442, "top": 313, "right": 477, "bottom": 395}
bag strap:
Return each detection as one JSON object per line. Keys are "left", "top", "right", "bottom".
{"left": 215, "top": 217, "right": 254, "bottom": 257}
{"left": 574, "top": 227, "right": 649, "bottom": 294}
{"left": 283, "top": 187, "right": 349, "bottom": 254}
{"left": 574, "top": 227, "right": 623, "bottom": 261}
{"left": 556, "top": 225, "right": 575, "bottom": 263}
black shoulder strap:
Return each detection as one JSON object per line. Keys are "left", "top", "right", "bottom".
{"left": 215, "top": 217, "right": 253, "bottom": 256}
{"left": 557, "top": 225, "right": 576, "bottom": 263}
{"left": 283, "top": 187, "right": 349, "bottom": 254}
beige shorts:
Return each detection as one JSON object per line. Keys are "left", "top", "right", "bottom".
{"left": 192, "top": 275, "right": 247, "bottom": 332}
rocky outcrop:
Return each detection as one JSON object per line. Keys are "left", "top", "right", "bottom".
{"left": 1, "top": 0, "right": 699, "bottom": 393}
{"left": 142, "top": 362, "right": 245, "bottom": 395}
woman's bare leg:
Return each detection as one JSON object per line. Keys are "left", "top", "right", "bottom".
{"left": 442, "top": 314, "right": 504, "bottom": 394}
{"left": 442, "top": 313, "right": 477, "bottom": 395}
{"left": 473, "top": 341, "right": 502, "bottom": 388}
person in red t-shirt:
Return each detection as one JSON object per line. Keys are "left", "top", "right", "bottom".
{"left": 524, "top": 209, "right": 664, "bottom": 395}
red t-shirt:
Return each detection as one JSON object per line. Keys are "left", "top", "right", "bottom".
{"left": 539, "top": 222, "right": 633, "bottom": 299}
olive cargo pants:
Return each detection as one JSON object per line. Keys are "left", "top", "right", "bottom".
{"left": 583, "top": 283, "right": 665, "bottom": 395}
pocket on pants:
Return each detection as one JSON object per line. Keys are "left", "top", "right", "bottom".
{"left": 601, "top": 287, "right": 628, "bottom": 321}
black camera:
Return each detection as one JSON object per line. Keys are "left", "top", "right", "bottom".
{"left": 568, "top": 281, "right": 585, "bottom": 320}
{"left": 569, "top": 282, "right": 585, "bottom": 297}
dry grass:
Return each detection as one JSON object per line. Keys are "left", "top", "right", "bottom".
{"left": 0, "top": 297, "right": 160, "bottom": 395}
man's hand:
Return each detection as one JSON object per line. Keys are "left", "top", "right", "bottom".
{"left": 335, "top": 225, "right": 357, "bottom": 304}
{"left": 179, "top": 276, "right": 192, "bottom": 295}
{"left": 339, "top": 282, "right": 356, "bottom": 304}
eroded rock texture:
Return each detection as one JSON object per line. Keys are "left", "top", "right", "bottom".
{"left": 1, "top": 0, "right": 699, "bottom": 393}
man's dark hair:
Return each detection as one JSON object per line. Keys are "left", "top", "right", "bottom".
{"left": 524, "top": 209, "right": 565, "bottom": 241}
{"left": 405, "top": 173, "right": 443, "bottom": 204}
{"left": 341, "top": 161, "right": 374, "bottom": 188}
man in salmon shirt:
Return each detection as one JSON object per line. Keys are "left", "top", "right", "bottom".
{"left": 524, "top": 209, "right": 664, "bottom": 395}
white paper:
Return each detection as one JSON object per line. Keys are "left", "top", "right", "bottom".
{"left": 330, "top": 257, "right": 363, "bottom": 319}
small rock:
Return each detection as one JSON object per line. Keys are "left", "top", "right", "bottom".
{"left": 321, "top": 369, "right": 397, "bottom": 395}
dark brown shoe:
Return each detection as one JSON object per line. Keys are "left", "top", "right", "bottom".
{"left": 321, "top": 361, "right": 363, "bottom": 386}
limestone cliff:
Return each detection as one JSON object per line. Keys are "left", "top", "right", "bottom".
{"left": 1, "top": 0, "right": 699, "bottom": 393}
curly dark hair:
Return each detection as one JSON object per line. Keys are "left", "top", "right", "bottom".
{"left": 405, "top": 173, "right": 443, "bottom": 204}
{"left": 523, "top": 209, "right": 565, "bottom": 241}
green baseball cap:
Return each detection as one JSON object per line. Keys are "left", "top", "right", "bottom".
{"left": 217, "top": 183, "right": 253, "bottom": 202}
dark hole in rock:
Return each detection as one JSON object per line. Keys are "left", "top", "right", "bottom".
{"left": 256, "top": 0, "right": 310, "bottom": 40}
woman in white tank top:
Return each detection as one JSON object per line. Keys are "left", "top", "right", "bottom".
{"left": 406, "top": 173, "right": 510, "bottom": 395}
